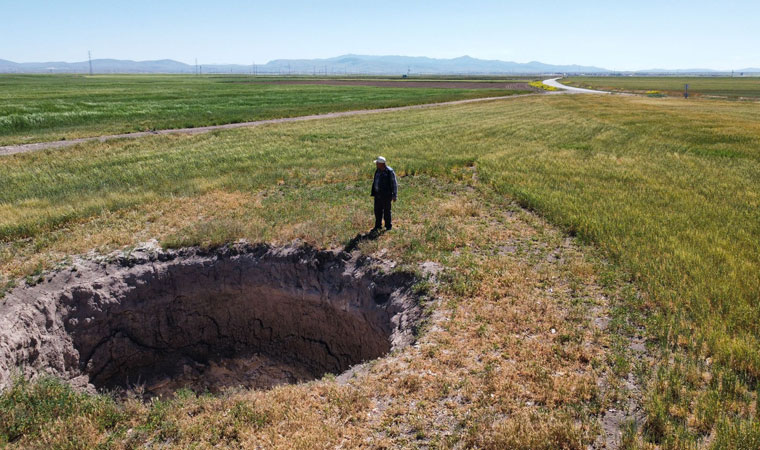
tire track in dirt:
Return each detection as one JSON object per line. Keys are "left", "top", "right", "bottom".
{"left": 0, "top": 92, "right": 554, "bottom": 156}
{"left": 246, "top": 80, "right": 534, "bottom": 90}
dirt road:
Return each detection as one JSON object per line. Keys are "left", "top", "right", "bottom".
{"left": 542, "top": 77, "right": 611, "bottom": 94}
{"left": 0, "top": 93, "right": 543, "bottom": 156}
{"left": 248, "top": 80, "right": 535, "bottom": 90}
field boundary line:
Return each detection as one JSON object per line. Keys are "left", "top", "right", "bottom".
{"left": 0, "top": 92, "right": 558, "bottom": 156}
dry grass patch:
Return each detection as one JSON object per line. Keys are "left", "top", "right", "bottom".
{"left": 0, "top": 180, "right": 629, "bottom": 448}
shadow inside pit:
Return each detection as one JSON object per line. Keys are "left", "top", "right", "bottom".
{"left": 0, "top": 243, "right": 423, "bottom": 400}
{"left": 345, "top": 229, "right": 384, "bottom": 253}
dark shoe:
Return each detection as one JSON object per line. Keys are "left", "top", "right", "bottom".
{"left": 385, "top": 226, "right": 392, "bottom": 231}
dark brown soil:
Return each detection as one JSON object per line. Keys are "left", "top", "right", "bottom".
{"left": 0, "top": 243, "right": 422, "bottom": 397}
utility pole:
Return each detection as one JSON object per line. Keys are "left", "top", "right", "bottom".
{"left": 88, "top": 51, "right": 93, "bottom": 75}
{"left": 195, "top": 58, "right": 198, "bottom": 75}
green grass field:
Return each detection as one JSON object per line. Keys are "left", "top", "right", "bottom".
{"left": 1, "top": 82, "right": 760, "bottom": 447}
{"left": 0, "top": 74, "right": 530, "bottom": 146}
{"left": 564, "top": 76, "right": 760, "bottom": 100}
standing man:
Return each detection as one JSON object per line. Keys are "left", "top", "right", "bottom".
{"left": 371, "top": 156, "right": 397, "bottom": 231}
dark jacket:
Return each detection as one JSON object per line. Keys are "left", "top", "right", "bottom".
{"left": 371, "top": 166, "right": 398, "bottom": 199}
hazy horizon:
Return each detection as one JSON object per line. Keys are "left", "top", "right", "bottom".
{"left": 3, "top": 0, "right": 759, "bottom": 71}
{"left": 2, "top": 54, "right": 758, "bottom": 74}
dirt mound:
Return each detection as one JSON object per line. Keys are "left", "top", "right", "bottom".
{"left": 0, "top": 243, "right": 421, "bottom": 397}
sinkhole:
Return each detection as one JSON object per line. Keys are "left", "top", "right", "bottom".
{"left": 0, "top": 243, "right": 422, "bottom": 397}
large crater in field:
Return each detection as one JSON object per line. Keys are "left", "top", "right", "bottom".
{"left": 0, "top": 243, "right": 422, "bottom": 397}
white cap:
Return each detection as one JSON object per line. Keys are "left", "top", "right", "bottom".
{"left": 374, "top": 156, "right": 386, "bottom": 164}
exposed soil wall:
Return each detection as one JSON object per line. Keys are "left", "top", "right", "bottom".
{"left": 0, "top": 243, "right": 421, "bottom": 396}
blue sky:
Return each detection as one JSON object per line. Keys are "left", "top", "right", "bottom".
{"left": 2, "top": 0, "right": 758, "bottom": 70}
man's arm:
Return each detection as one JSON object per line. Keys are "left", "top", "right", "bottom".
{"left": 391, "top": 169, "right": 398, "bottom": 201}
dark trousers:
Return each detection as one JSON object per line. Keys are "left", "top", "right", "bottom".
{"left": 374, "top": 196, "right": 392, "bottom": 229}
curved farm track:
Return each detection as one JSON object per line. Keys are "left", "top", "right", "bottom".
{"left": 248, "top": 80, "right": 535, "bottom": 90}
{"left": 0, "top": 92, "right": 548, "bottom": 157}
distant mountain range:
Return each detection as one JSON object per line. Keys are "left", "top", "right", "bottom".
{"left": 0, "top": 55, "right": 758, "bottom": 75}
